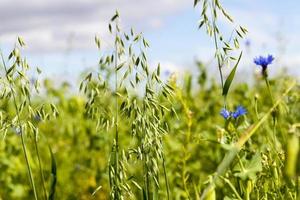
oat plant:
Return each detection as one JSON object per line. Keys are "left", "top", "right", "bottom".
{"left": 0, "top": 37, "right": 58, "bottom": 200}
{"left": 81, "top": 12, "right": 173, "bottom": 199}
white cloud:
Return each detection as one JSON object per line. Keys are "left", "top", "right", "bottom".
{"left": 0, "top": 0, "right": 189, "bottom": 52}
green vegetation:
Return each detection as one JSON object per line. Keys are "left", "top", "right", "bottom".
{"left": 0, "top": 1, "right": 299, "bottom": 199}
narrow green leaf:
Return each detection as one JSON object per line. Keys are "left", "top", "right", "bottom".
{"left": 222, "top": 51, "right": 242, "bottom": 96}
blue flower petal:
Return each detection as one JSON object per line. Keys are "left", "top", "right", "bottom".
{"left": 253, "top": 54, "right": 274, "bottom": 68}
{"left": 220, "top": 108, "right": 231, "bottom": 119}
{"left": 232, "top": 106, "right": 247, "bottom": 119}
{"left": 267, "top": 55, "right": 274, "bottom": 64}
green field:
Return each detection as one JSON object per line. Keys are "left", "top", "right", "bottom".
{"left": 0, "top": 2, "right": 300, "bottom": 200}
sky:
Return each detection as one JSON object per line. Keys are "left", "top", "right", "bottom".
{"left": 0, "top": 0, "right": 299, "bottom": 85}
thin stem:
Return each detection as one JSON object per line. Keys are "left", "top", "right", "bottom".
{"left": 245, "top": 180, "right": 251, "bottom": 200}
{"left": 254, "top": 97, "right": 259, "bottom": 120}
{"left": 139, "top": 99, "right": 149, "bottom": 200}
{"left": 114, "top": 30, "right": 120, "bottom": 199}
{"left": 236, "top": 154, "right": 245, "bottom": 171}
{"left": 34, "top": 132, "right": 48, "bottom": 200}
{"left": 1, "top": 52, "right": 38, "bottom": 200}
{"left": 264, "top": 77, "right": 277, "bottom": 136}
{"left": 211, "top": 1, "right": 226, "bottom": 108}
{"left": 145, "top": 161, "right": 150, "bottom": 200}
{"left": 28, "top": 84, "right": 47, "bottom": 200}
{"left": 211, "top": 1, "right": 224, "bottom": 90}
{"left": 264, "top": 76, "right": 274, "bottom": 105}
{"left": 162, "top": 153, "right": 170, "bottom": 200}
{"left": 264, "top": 77, "right": 277, "bottom": 125}
{"left": 220, "top": 176, "right": 243, "bottom": 200}
{"left": 264, "top": 76, "right": 277, "bottom": 126}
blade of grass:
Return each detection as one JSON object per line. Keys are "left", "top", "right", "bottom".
{"left": 222, "top": 51, "right": 243, "bottom": 97}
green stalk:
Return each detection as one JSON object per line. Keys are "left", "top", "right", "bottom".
{"left": 210, "top": 0, "right": 228, "bottom": 109}
{"left": 220, "top": 176, "right": 243, "bottom": 200}
{"left": 28, "top": 88, "right": 47, "bottom": 199}
{"left": 263, "top": 76, "right": 277, "bottom": 134}
{"left": 264, "top": 76, "right": 274, "bottom": 105}
{"left": 142, "top": 113, "right": 150, "bottom": 200}
{"left": 263, "top": 75, "right": 283, "bottom": 167}
{"left": 245, "top": 180, "right": 252, "bottom": 200}
{"left": 162, "top": 153, "right": 170, "bottom": 200}
{"left": 1, "top": 52, "right": 38, "bottom": 200}
{"left": 33, "top": 132, "right": 48, "bottom": 200}
{"left": 114, "top": 31, "right": 120, "bottom": 199}
{"left": 263, "top": 76, "right": 276, "bottom": 124}
{"left": 143, "top": 158, "right": 150, "bottom": 200}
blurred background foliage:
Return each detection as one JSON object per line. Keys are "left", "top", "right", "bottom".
{"left": 0, "top": 61, "right": 299, "bottom": 199}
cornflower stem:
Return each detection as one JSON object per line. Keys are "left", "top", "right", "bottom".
{"left": 1, "top": 52, "right": 38, "bottom": 200}
{"left": 263, "top": 75, "right": 275, "bottom": 106}
{"left": 263, "top": 75, "right": 278, "bottom": 147}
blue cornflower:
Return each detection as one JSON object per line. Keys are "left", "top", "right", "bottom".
{"left": 254, "top": 55, "right": 274, "bottom": 70}
{"left": 220, "top": 106, "right": 247, "bottom": 119}
{"left": 220, "top": 108, "right": 231, "bottom": 119}
{"left": 232, "top": 106, "right": 247, "bottom": 119}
